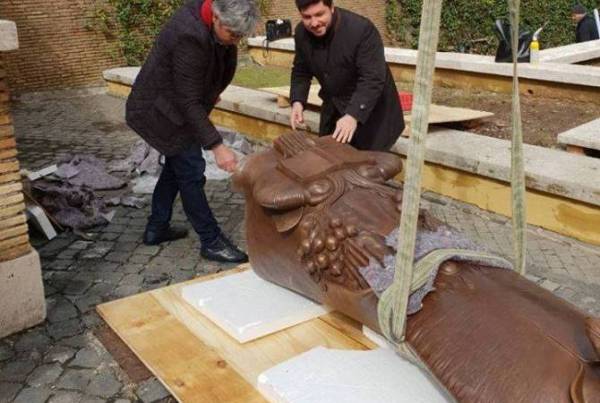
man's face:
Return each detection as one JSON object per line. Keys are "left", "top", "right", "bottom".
{"left": 213, "top": 15, "right": 243, "bottom": 45}
{"left": 572, "top": 13, "right": 585, "bottom": 23}
{"left": 300, "top": 2, "right": 334, "bottom": 37}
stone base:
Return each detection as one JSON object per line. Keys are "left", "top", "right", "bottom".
{"left": 0, "top": 249, "right": 46, "bottom": 338}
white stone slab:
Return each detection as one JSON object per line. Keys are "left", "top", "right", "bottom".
{"left": 0, "top": 20, "right": 18, "bottom": 51}
{"left": 257, "top": 347, "right": 452, "bottom": 403}
{"left": 248, "top": 36, "right": 600, "bottom": 88}
{"left": 557, "top": 118, "right": 600, "bottom": 151}
{"left": 103, "top": 67, "right": 140, "bottom": 86}
{"left": 540, "top": 40, "right": 600, "bottom": 64}
{"left": 392, "top": 127, "right": 600, "bottom": 208}
{"left": 181, "top": 270, "right": 330, "bottom": 343}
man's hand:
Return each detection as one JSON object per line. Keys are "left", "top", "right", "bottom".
{"left": 290, "top": 101, "right": 305, "bottom": 130}
{"left": 332, "top": 114, "right": 358, "bottom": 144}
{"left": 212, "top": 143, "right": 237, "bottom": 173}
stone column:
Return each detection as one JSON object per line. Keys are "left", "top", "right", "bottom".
{"left": 0, "top": 20, "right": 46, "bottom": 338}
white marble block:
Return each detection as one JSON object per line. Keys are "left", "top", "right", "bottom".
{"left": 257, "top": 347, "right": 452, "bottom": 403}
{"left": 181, "top": 270, "right": 331, "bottom": 343}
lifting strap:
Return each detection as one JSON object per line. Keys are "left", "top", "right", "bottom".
{"left": 508, "top": 0, "right": 527, "bottom": 276}
{"left": 377, "top": 0, "right": 527, "bottom": 346}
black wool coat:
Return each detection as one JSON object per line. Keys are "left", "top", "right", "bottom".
{"left": 125, "top": 0, "right": 236, "bottom": 156}
{"left": 576, "top": 15, "right": 600, "bottom": 43}
{"left": 290, "top": 8, "right": 404, "bottom": 151}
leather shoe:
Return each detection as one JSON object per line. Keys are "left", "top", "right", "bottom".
{"left": 143, "top": 225, "right": 189, "bottom": 245}
{"left": 201, "top": 234, "right": 248, "bottom": 263}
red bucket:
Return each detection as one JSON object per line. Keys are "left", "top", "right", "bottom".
{"left": 398, "top": 91, "right": 413, "bottom": 112}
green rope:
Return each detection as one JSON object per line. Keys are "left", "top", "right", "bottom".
{"left": 508, "top": 0, "right": 528, "bottom": 275}
{"left": 376, "top": 0, "right": 443, "bottom": 345}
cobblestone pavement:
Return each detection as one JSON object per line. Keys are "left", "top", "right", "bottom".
{"left": 1, "top": 88, "right": 599, "bottom": 402}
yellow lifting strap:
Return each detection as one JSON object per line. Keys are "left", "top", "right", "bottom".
{"left": 377, "top": 0, "right": 527, "bottom": 345}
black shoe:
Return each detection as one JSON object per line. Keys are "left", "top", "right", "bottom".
{"left": 143, "top": 225, "right": 189, "bottom": 245}
{"left": 200, "top": 234, "right": 248, "bottom": 263}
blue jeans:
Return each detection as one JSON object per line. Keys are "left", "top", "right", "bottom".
{"left": 147, "top": 145, "right": 220, "bottom": 244}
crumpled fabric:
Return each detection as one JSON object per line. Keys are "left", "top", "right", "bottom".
{"left": 109, "top": 139, "right": 161, "bottom": 176}
{"left": 55, "top": 155, "right": 126, "bottom": 190}
{"left": 359, "top": 225, "right": 512, "bottom": 315}
{"left": 32, "top": 181, "right": 111, "bottom": 229}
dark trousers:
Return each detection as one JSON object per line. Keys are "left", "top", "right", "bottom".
{"left": 147, "top": 145, "right": 220, "bottom": 244}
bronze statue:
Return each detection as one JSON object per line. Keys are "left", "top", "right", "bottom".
{"left": 234, "top": 132, "right": 600, "bottom": 402}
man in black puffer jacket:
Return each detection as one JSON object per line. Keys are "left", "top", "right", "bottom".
{"left": 126, "top": 0, "right": 258, "bottom": 263}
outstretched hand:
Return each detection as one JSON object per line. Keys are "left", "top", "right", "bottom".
{"left": 332, "top": 114, "right": 357, "bottom": 144}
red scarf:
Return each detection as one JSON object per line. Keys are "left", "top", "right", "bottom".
{"left": 200, "top": 0, "right": 213, "bottom": 29}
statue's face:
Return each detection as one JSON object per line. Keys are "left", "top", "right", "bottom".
{"left": 300, "top": 2, "right": 334, "bottom": 37}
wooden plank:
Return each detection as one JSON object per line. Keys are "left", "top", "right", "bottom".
{"left": 260, "top": 85, "right": 494, "bottom": 125}
{"left": 98, "top": 293, "right": 266, "bottom": 403}
{"left": 98, "top": 266, "right": 372, "bottom": 403}
{"left": 0, "top": 223, "right": 28, "bottom": 242}
{"left": 0, "top": 243, "right": 31, "bottom": 263}
{"left": 0, "top": 234, "right": 29, "bottom": 252}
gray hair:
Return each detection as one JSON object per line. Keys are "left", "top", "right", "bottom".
{"left": 212, "top": 0, "right": 260, "bottom": 36}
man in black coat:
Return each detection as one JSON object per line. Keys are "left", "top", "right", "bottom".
{"left": 125, "top": 0, "right": 258, "bottom": 263}
{"left": 289, "top": 0, "right": 404, "bottom": 151}
{"left": 572, "top": 4, "right": 600, "bottom": 43}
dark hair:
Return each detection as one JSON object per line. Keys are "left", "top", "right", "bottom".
{"left": 295, "top": 0, "right": 333, "bottom": 11}
{"left": 571, "top": 3, "right": 587, "bottom": 14}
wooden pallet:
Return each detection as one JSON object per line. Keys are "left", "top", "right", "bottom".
{"left": 97, "top": 265, "right": 377, "bottom": 403}
{"left": 260, "top": 85, "right": 494, "bottom": 128}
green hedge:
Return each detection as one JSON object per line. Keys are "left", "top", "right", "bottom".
{"left": 386, "top": 0, "right": 599, "bottom": 54}
{"left": 90, "top": 0, "right": 270, "bottom": 66}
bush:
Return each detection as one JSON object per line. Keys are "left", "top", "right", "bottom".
{"left": 386, "top": 0, "right": 599, "bottom": 54}
{"left": 90, "top": 0, "right": 271, "bottom": 66}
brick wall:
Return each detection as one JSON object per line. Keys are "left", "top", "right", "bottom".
{"left": 262, "top": 0, "right": 391, "bottom": 44}
{"left": 0, "top": 60, "right": 31, "bottom": 261}
{"left": 0, "top": 0, "right": 124, "bottom": 92}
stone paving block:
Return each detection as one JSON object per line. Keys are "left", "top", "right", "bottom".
{"left": 86, "top": 369, "right": 122, "bottom": 398}
{"left": 56, "top": 369, "right": 95, "bottom": 390}
{"left": 47, "top": 298, "right": 79, "bottom": 323}
{"left": 26, "top": 363, "right": 63, "bottom": 387}
{"left": 46, "top": 319, "right": 83, "bottom": 341}
{"left": 14, "top": 330, "right": 51, "bottom": 353}
{"left": 0, "top": 382, "right": 21, "bottom": 402}
{"left": 47, "top": 391, "right": 84, "bottom": 403}
{"left": 43, "top": 346, "right": 76, "bottom": 365}
{"left": 13, "top": 387, "right": 52, "bottom": 403}
{"left": 136, "top": 378, "right": 170, "bottom": 403}
{"left": 0, "top": 359, "right": 36, "bottom": 383}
